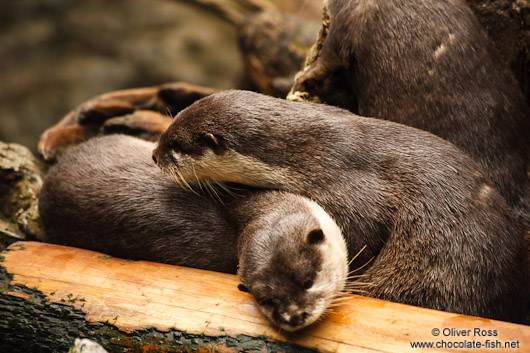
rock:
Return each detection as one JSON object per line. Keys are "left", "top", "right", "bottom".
{"left": 465, "top": 0, "right": 530, "bottom": 100}
{"left": 0, "top": 0, "right": 243, "bottom": 152}
{"left": 238, "top": 10, "right": 320, "bottom": 97}
{"left": 69, "top": 339, "right": 109, "bottom": 353}
{"left": 0, "top": 141, "right": 45, "bottom": 250}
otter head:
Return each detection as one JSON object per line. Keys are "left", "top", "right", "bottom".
{"left": 152, "top": 90, "right": 301, "bottom": 189}
{"left": 237, "top": 197, "right": 348, "bottom": 332}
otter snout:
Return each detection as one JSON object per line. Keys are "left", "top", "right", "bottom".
{"left": 280, "top": 311, "right": 309, "bottom": 329}
{"left": 151, "top": 143, "right": 170, "bottom": 169}
{"left": 151, "top": 144, "right": 162, "bottom": 165}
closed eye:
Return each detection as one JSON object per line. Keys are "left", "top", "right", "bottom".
{"left": 259, "top": 298, "right": 275, "bottom": 307}
{"left": 170, "top": 140, "right": 181, "bottom": 152}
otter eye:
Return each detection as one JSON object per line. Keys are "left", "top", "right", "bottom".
{"left": 237, "top": 283, "right": 249, "bottom": 292}
{"left": 169, "top": 140, "right": 181, "bottom": 152}
{"left": 307, "top": 229, "right": 324, "bottom": 244}
{"left": 204, "top": 133, "right": 219, "bottom": 147}
{"left": 259, "top": 298, "right": 274, "bottom": 307}
{"left": 203, "top": 132, "right": 225, "bottom": 155}
{"left": 303, "top": 279, "right": 314, "bottom": 290}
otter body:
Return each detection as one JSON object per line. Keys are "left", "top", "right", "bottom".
{"left": 39, "top": 135, "right": 239, "bottom": 273}
{"left": 39, "top": 134, "right": 348, "bottom": 331}
{"left": 153, "top": 90, "right": 529, "bottom": 323}
{"left": 292, "top": 0, "right": 530, "bottom": 228}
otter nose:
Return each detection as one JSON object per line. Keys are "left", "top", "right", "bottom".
{"left": 152, "top": 144, "right": 162, "bottom": 165}
{"left": 283, "top": 312, "right": 308, "bottom": 327}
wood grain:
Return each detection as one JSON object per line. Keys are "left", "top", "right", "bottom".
{"left": 1, "top": 241, "right": 528, "bottom": 352}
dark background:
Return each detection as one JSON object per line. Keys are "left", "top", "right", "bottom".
{"left": 0, "top": 0, "right": 528, "bottom": 153}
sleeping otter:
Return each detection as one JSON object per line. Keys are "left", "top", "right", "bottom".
{"left": 38, "top": 134, "right": 349, "bottom": 331}
{"left": 152, "top": 90, "right": 529, "bottom": 323}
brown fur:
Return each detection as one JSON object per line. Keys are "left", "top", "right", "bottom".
{"left": 154, "top": 90, "right": 530, "bottom": 323}
{"left": 39, "top": 134, "right": 347, "bottom": 331}
{"left": 292, "top": 0, "right": 530, "bottom": 229}
{"left": 39, "top": 135, "right": 239, "bottom": 273}
{"left": 230, "top": 190, "right": 348, "bottom": 331}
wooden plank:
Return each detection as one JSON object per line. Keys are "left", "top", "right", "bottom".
{"left": 1, "top": 241, "right": 528, "bottom": 352}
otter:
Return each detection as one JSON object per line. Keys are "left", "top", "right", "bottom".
{"left": 290, "top": 0, "right": 530, "bottom": 229}
{"left": 233, "top": 188, "right": 348, "bottom": 332}
{"left": 152, "top": 90, "right": 529, "bottom": 323}
{"left": 38, "top": 134, "right": 349, "bottom": 331}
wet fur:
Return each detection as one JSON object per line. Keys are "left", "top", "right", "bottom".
{"left": 154, "top": 90, "right": 530, "bottom": 323}
{"left": 292, "top": 0, "right": 530, "bottom": 229}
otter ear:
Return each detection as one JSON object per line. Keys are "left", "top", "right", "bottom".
{"left": 307, "top": 229, "right": 324, "bottom": 244}
{"left": 237, "top": 283, "right": 250, "bottom": 292}
{"left": 204, "top": 133, "right": 225, "bottom": 155}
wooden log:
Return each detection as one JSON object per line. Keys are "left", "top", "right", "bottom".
{"left": 37, "top": 82, "right": 218, "bottom": 162}
{"left": 1, "top": 241, "right": 528, "bottom": 352}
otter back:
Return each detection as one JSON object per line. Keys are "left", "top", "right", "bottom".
{"left": 153, "top": 90, "right": 530, "bottom": 323}
{"left": 292, "top": 0, "right": 530, "bottom": 229}
{"left": 39, "top": 135, "right": 240, "bottom": 273}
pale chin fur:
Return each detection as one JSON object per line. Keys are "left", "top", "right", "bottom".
{"left": 304, "top": 199, "right": 349, "bottom": 324}
{"left": 272, "top": 199, "right": 348, "bottom": 332}
{"left": 276, "top": 298, "right": 328, "bottom": 332}
{"left": 171, "top": 148, "right": 291, "bottom": 188}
